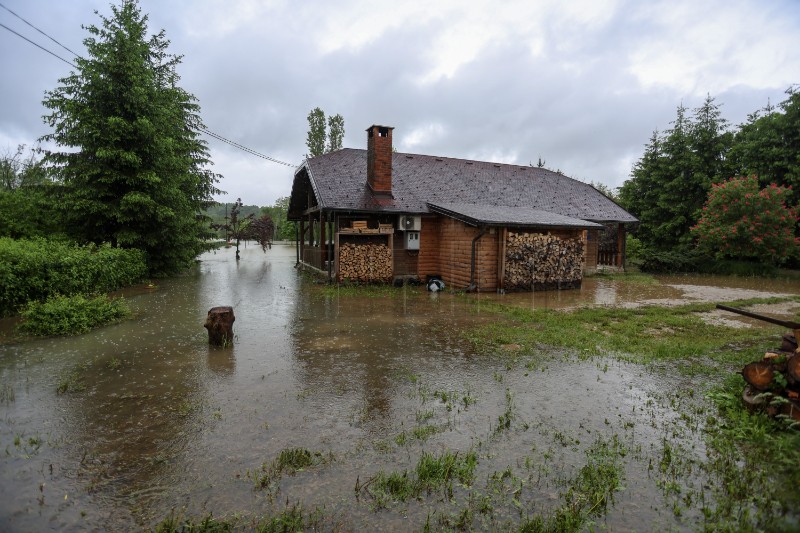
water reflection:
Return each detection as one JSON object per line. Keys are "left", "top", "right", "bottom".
{"left": 207, "top": 346, "right": 236, "bottom": 376}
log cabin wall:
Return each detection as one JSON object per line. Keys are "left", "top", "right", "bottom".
{"left": 392, "top": 232, "right": 419, "bottom": 276}
{"left": 417, "top": 216, "right": 440, "bottom": 277}
{"left": 584, "top": 229, "right": 599, "bottom": 272}
{"left": 418, "top": 216, "right": 498, "bottom": 291}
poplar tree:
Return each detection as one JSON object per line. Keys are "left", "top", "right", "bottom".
{"left": 326, "top": 113, "right": 345, "bottom": 153}
{"left": 41, "top": 0, "right": 220, "bottom": 274}
{"left": 305, "top": 108, "right": 345, "bottom": 157}
{"left": 306, "top": 107, "right": 326, "bottom": 158}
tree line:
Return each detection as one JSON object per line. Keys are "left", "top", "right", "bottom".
{"left": 618, "top": 89, "right": 799, "bottom": 271}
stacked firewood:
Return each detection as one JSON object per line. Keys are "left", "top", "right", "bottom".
{"left": 339, "top": 243, "right": 392, "bottom": 282}
{"left": 504, "top": 232, "right": 584, "bottom": 290}
{"left": 741, "top": 331, "right": 800, "bottom": 421}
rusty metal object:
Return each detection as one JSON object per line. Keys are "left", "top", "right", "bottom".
{"left": 204, "top": 306, "right": 235, "bottom": 346}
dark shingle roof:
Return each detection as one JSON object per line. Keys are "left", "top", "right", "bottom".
{"left": 428, "top": 202, "right": 604, "bottom": 229}
{"left": 291, "top": 148, "right": 637, "bottom": 223}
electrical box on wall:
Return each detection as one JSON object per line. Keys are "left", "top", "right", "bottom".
{"left": 405, "top": 231, "right": 420, "bottom": 250}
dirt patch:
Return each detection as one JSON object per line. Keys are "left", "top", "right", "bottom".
{"left": 666, "top": 284, "right": 793, "bottom": 302}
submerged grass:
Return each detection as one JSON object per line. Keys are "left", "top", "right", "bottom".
{"left": 519, "top": 436, "right": 627, "bottom": 532}
{"left": 250, "top": 448, "right": 330, "bottom": 490}
{"left": 361, "top": 449, "right": 478, "bottom": 507}
{"left": 311, "top": 281, "right": 422, "bottom": 299}
{"left": 154, "top": 502, "right": 339, "bottom": 532}
{"left": 458, "top": 293, "right": 800, "bottom": 530}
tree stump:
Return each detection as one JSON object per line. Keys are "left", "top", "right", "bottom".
{"left": 741, "top": 362, "right": 774, "bottom": 390}
{"left": 204, "top": 306, "right": 235, "bottom": 346}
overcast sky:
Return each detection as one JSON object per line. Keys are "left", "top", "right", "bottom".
{"left": 1, "top": 0, "right": 798, "bottom": 206}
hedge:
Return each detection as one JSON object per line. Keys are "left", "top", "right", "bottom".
{"left": 0, "top": 237, "right": 147, "bottom": 315}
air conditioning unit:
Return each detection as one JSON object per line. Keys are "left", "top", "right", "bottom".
{"left": 397, "top": 215, "right": 421, "bottom": 231}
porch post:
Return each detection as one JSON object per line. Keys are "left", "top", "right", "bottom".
{"left": 616, "top": 223, "right": 626, "bottom": 267}
{"left": 299, "top": 219, "right": 305, "bottom": 264}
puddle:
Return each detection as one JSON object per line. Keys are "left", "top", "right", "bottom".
{"left": 1, "top": 245, "right": 799, "bottom": 530}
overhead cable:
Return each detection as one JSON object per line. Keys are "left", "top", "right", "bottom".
{"left": 198, "top": 127, "right": 296, "bottom": 167}
{"left": 0, "top": 8, "right": 296, "bottom": 168}
{"left": 0, "top": 22, "right": 77, "bottom": 68}
{"left": 0, "top": 1, "right": 81, "bottom": 57}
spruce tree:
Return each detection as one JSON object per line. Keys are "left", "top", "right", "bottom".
{"left": 41, "top": 0, "right": 220, "bottom": 274}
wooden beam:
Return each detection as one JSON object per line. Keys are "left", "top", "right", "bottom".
{"left": 498, "top": 227, "right": 507, "bottom": 291}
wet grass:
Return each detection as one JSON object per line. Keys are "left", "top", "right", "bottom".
{"left": 464, "top": 296, "right": 800, "bottom": 372}
{"left": 587, "top": 271, "right": 658, "bottom": 284}
{"left": 56, "top": 366, "right": 87, "bottom": 394}
{"left": 459, "top": 294, "right": 800, "bottom": 531}
{"left": 699, "top": 374, "right": 800, "bottom": 531}
{"left": 250, "top": 448, "right": 332, "bottom": 490}
{"left": 0, "top": 383, "right": 14, "bottom": 403}
{"left": 154, "top": 502, "right": 341, "bottom": 532}
{"left": 517, "top": 436, "right": 626, "bottom": 532}
{"left": 312, "top": 281, "right": 421, "bottom": 299}
{"left": 359, "top": 449, "right": 478, "bottom": 507}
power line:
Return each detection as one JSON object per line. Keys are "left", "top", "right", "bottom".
{"left": 199, "top": 127, "right": 296, "bottom": 167}
{"left": 0, "top": 1, "right": 80, "bottom": 57}
{"left": 0, "top": 8, "right": 297, "bottom": 168}
{"left": 0, "top": 22, "right": 77, "bottom": 68}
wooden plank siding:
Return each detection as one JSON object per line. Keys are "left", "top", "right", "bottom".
{"left": 418, "top": 216, "right": 499, "bottom": 291}
{"left": 392, "top": 231, "right": 419, "bottom": 276}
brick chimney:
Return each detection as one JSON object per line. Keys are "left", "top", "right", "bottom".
{"left": 366, "top": 125, "right": 393, "bottom": 195}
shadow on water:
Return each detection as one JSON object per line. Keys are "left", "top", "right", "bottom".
{"left": 1, "top": 245, "right": 799, "bottom": 531}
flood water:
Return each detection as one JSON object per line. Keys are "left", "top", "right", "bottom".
{"left": 1, "top": 244, "right": 799, "bottom": 531}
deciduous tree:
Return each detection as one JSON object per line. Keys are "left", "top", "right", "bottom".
{"left": 306, "top": 107, "right": 326, "bottom": 158}
{"left": 690, "top": 176, "right": 798, "bottom": 264}
{"left": 305, "top": 108, "right": 345, "bottom": 158}
{"left": 327, "top": 113, "right": 345, "bottom": 153}
{"left": 211, "top": 198, "right": 253, "bottom": 260}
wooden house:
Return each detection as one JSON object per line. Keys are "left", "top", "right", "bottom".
{"left": 288, "top": 125, "right": 638, "bottom": 292}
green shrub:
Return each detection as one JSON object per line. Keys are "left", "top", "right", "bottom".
{"left": 0, "top": 237, "right": 147, "bottom": 315}
{"left": 624, "top": 235, "right": 644, "bottom": 265}
{"left": 693, "top": 259, "right": 779, "bottom": 277}
{"left": 17, "top": 294, "right": 131, "bottom": 336}
{"left": 637, "top": 247, "right": 704, "bottom": 273}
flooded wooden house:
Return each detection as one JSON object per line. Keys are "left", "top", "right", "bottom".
{"left": 287, "top": 125, "right": 638, "bottom": 292}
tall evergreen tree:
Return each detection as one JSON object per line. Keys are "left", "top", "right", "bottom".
{"left": 731, "top": 87, "right": 800, "bottom": 204}
{"left": 619, "top": 98, "right": 734, "bottom": 249}
{"left": 41, "top": 0, "right": 220, "bottom": 274}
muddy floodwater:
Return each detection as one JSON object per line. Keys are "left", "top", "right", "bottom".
{"left": 1, "top": 245, "right": 799, "bottom": 531}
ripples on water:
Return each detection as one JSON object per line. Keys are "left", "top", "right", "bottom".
{"left": 1, "top": 244, "right": 798, "bottom": 531}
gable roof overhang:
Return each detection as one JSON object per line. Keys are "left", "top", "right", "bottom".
{"left": 427, "top": 202, "right": 604, "bottom": 230}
